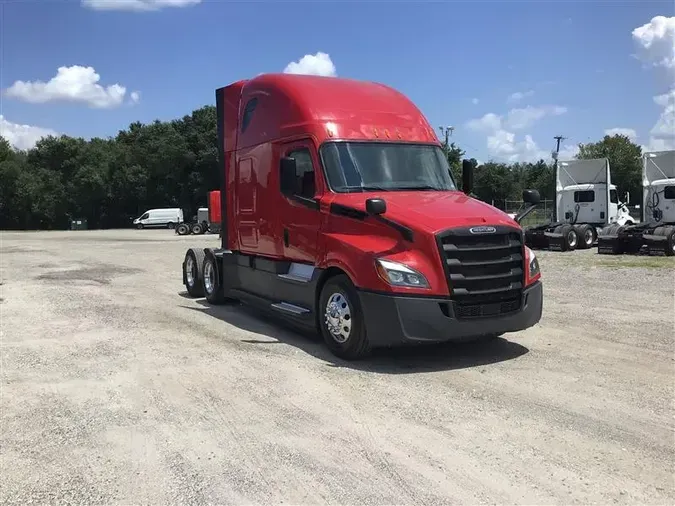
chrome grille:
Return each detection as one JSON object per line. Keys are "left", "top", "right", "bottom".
{"left": 437, "top": 227, "right": 525, "bottom": 319}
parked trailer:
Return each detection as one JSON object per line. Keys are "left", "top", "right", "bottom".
{"left": 524, "top": 158, "right": 633, "bottom": 252}
{"left": 181, "top": 73, "right": 544, "bottom": 360}
{"left": 597, "top": 150, "right": 675, "bottom": 256}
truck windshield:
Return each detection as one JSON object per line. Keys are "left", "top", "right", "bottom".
{"left": 320, "top": 142, "right": 457, "bottom": 193}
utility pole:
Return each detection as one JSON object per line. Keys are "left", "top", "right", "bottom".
{"left": 438, "top": 126, "right": 455, "bottom": 155}
{"left": 551, "top": 135, "right": 566, "bottom": 221}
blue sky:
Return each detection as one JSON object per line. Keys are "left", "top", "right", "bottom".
{"left": 1, "top": 0, "right": 673, "bottom": 162}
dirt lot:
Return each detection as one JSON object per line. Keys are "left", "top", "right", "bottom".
{"left": 1, "top": 229, "right": 673, "bottom": 505}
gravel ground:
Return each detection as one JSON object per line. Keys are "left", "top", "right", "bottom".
{"left": 1, "top": 229, "right": 673, "bottom": 505}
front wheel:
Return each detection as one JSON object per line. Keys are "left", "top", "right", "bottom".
{"left": 137, "top": 223, "right": 144, "bottom": 230}
{"left": 318, "top": 275, "right": 371, "bottom": 360}
{"left": 167, "top": 222, "right": 175, "bottom": 230}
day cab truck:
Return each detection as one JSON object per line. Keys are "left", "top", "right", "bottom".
{"left": 597, "top": 150, "right": 675, "bottom": 256}
{"left": 181, "top": 73, "right": 543, "bottom": 360}
{"left": 524, "top": 157, "right": 633, "bottom": 252}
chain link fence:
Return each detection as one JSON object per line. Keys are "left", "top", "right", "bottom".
{"left": 488, "top": 199, "right": 555, "bottom": 227}
{"left": 491, "top": 199, "right": 643, "bottom": 226}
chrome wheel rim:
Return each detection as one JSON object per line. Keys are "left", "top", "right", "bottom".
{"left": 568, "top": 230, "right": 577, "bottom": 248}
{"left": 204, "top": 260, "right": 215, "bottom": 294}
{"left": 584, "top": 229, "right": 593, "bottom": 245}
{"left": 325, "top": 292, "right": 352, "bottom": 343}
{"left": 186, "top": 256, "right": 195, "bottom": 286}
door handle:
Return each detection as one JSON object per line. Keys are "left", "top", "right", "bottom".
{"left": 283, "top": 228, "right": 289, "bottom": 247}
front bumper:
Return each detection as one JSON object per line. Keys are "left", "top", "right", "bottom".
{"left": 358, "top": 281, "right": 543, "bottom": 348}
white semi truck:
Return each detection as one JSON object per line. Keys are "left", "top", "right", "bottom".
{"left": 597, "top": 150, "right": 675, "bottom": 256}
{"left": 524, "top": 157, "right": 633, "bottom": 251}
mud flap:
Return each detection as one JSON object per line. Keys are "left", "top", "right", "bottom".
{"left": 597, "top": 235, "right": 623, "bottom": 255}
{"left": 543, "top": 232, "right": 566, "bottom": 252}
{"left": 644, "top": 226, "right": 673, "bottom": 256}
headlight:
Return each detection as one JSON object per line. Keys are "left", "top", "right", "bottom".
{"left": 526, "top": 246, "right": 540, "bottom": 278}
{"left": 375, "top": 259, "right": 429, "bottom": 288}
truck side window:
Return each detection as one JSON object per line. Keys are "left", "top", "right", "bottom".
{"left": 241, "top": 98, "right": 258, "bottom": 134}
{"left": 574, "top": 190, "right": 595, "bottom": 203}
{"left": 610, "top": 190, "right": 618, "bottom": 203}
{"left": 140, "top": 213, "right": 149, "bottom": 220}
{"left": 287, "top": 149, "right": 316, "bottom": 198}
{"left": 664, "top": 186, "right": 675, "bottom": 200}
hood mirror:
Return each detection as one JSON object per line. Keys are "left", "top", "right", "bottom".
{"left": 522, "top": 189, "right": 540, "bottom": 205}
{"left": 365, "top": 198, "right": 386, "bottom": 215}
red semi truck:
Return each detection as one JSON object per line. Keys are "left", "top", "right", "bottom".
{"left": 182, "top": 73, "right": 543, "bottom": 360}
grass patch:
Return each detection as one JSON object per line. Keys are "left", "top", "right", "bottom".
{"left": 592, "top": 257, "right": 675, "bottom": 269}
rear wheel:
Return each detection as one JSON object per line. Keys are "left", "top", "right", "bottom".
{"left": 192, "top": 223, "right": 203, "bottom": 235}
{"left": 318, "top": 275, "right": 370, "bottom": 360}
{"left": 176, "top": 223, "right": 190, "bottom": 235}
{"left": 183, "top": 248, "right": 205, "bottom": 297}
{"left": 555, "top": 224, "right": 577, "bottom": 251}
{"left": 202, "top": 252, "right": 234, "bottom": 304}
{"left": 659, "top": 227, "right": 675, "bottom": 257}
{"left": 575, "top": 224, "right": 595, "bottom": 249}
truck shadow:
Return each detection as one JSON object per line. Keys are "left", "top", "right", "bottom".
{"left": 180, "top": 294, "right": 530, "bottom": 374}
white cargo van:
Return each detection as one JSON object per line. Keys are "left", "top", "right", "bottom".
{"left": 133, "top": 208, "right": 183, "bottom": 229}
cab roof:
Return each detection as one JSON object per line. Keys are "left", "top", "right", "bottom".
{"left": 236, "top": 73, "right": 440, "bottom": 149}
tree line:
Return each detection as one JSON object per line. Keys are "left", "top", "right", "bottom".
{"left": 0, "top": 104, "right": 643, "bottom": 230}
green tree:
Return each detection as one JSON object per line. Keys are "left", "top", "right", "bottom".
{"left": 576, "top": 134, "right": 642, "bottom": 203}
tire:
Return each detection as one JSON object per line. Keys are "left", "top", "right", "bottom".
{"left": 176, "top": 223, "right": 190, "bottom": 235}
{"left": 575, "top": 224, "right": 595, "bottom": 249}
{"left": 662, "top": 227, "right": 675, "bottom": 257}
{"left": 318, "top": 274, "right": 371, "bottom": 360}
{"left": 167, "top": 222, "right": 175, "bottom": 230}
{"left": 202, "top": 251, "right": 232, "bottom": 305}
{"left": 137, "top": 223, "right": 144, "bottom": 230}
{"left": 192, "top": 223, "right": 203, "bottom": 235}
{"left": 183, "top": 248, "right": 205, "bottom": 297}
{"left": 556, "top": 224, "right": 577, "bottom": 251}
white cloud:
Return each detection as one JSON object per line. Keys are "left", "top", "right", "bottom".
{"left": 507, "top": 90, "right": 534, "bottom": 103}
{"left": 632, "top": 15, "right": 675, "bottom": 73}
{"left": 283, "top": 52, "right": 337, "bottom": 77}
{"left": 130, "top": 91, "right": 141, "bottom": 104}
{"left": 467, "top": 105, "right": 567, "bottom": 134}
{"left": 604, "top": 127, "right": 638, "bottom": 140}
{"left": 0, "top": 116, "right": 58, "bottom": 151}
{"left": 4, "top": 65, "right": 132, "bottom": 109}
{"left": 471, "top": 98, "right": 479, "bottom": 105}
{"left": 558, "top": 143, "right": 579, "bottom": 160}
{"left": 466, "top": 112, "right": 502, "bottom": 132}
{"left": 506, "top": 105, "right": 567, "bottom": 130}
{"left": 631, "top": 16, "right": 675, "bottom": 151}
{"left": 81, "top": 0, "right": 200, "bottom": 11}
{"left": 466, "top": 104, "right": 568, "bottom": 162}
{"left": 486, "top": 130, "right": 549, "bottom": 163}
{"left": 647, "top": 89, "right": 675, "bottom": 151}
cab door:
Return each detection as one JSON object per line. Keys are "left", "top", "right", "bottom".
{"left": 279, "top": 140, "right": 323, "bottom": 264}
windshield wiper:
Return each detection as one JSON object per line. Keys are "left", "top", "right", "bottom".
{"left": 394, "top": 185, "right": 443, "bottom": 191}
{"left": 341, "top": 185, "right": 390, "bottom": 192}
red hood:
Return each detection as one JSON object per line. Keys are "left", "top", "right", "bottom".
{"left": 328, "top": 191, "right": 519, "bottom": 233}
